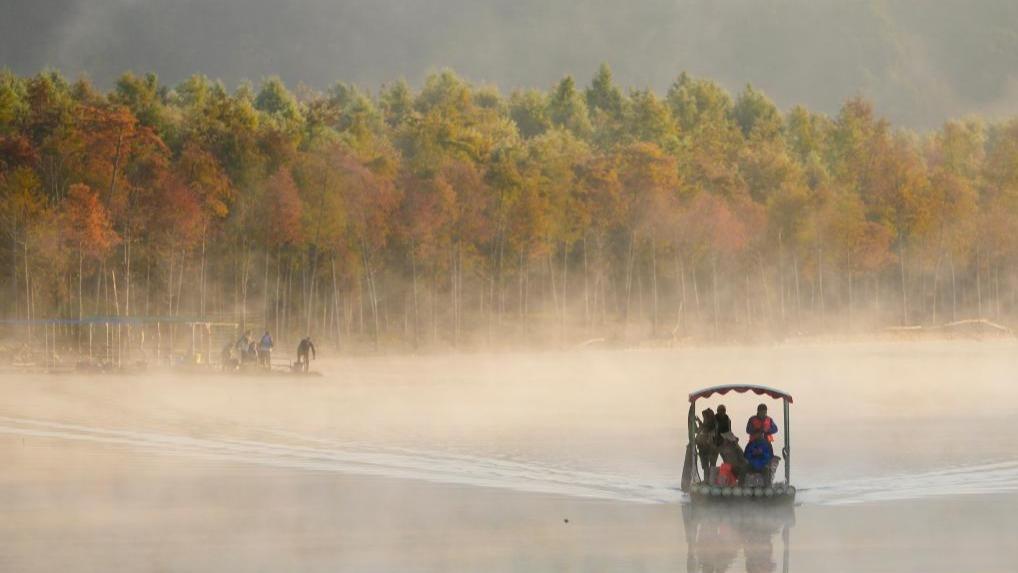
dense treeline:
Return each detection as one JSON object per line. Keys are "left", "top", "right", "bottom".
{"left": 1, "top": 66, "right": 1017, "bottom": 355}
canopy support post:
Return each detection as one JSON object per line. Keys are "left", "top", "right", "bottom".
{"left": 783, "top": 397, "right": 791, "bottom": 484}
{"left": 681, "top": 400, "right": 699, "bottom": 492}
{"left": 689, "top": 400, "right": 699, "bottom": 483}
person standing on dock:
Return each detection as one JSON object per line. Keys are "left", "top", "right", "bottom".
{"left": 236, "top": 330, "right": 253, "bottom": 363}
{"left": 221, "top": 342, "right": 237, "bottom": 371}
{"left": 258, "top": 331, "right": 274, "bottom": 369}
{"left": 296, "top": 336, "right": 316, "bottom": 373}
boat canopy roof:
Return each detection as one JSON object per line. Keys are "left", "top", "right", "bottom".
{"left": 688, "top": 384, "right": 793, "bottom": 404}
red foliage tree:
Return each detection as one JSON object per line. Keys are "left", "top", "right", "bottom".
{"left": 265, "top": 166, "right": 303, "bottom": 248}
{"left": 63, "top": 183, "right": 119, "bottom": 259}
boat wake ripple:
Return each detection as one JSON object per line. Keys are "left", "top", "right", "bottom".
{"left": 2, "top": 416, "right": 1015, "bottom": 506}
{"left": 0, "top": 416, "right": 680, "bottom": 504}
{"left": 800, "top": 460, "right": 1018, "bottom": 505}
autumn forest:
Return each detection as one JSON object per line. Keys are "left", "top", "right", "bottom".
{"left": 1, "top": 65, "right": 1017, "bottom": 355}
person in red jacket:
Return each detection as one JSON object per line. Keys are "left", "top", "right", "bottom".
{"left": 746, "top": 403, "right": 778, "bottom": 442}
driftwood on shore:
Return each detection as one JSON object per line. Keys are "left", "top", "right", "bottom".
{"left": 573, "top": 338, "right": 607, "bottom": 349}
{"left": 884, "top": 318, "right": 1014, "bottom": 337}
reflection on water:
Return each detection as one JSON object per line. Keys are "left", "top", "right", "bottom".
{"left": 683, "top": 503, "right": 794, "bottom": 573}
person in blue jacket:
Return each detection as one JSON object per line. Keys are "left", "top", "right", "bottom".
{"left": 258, "top": 331, "right": 274, "bottom": 369}
{"left": 744, "top": 437, "right": 774, "bottom": 474}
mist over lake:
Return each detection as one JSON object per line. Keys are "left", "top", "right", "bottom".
{"left": 1, "top": 342, "right": 1016, "bottom": 571}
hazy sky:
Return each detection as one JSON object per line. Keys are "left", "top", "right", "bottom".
{"left": 2, "top": 0, "right": 1017, "bottom": 128}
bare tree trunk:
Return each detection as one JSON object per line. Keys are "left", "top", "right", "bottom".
{"left": 931, "top": 252, "right": 943, "bottom": 325}
{"left": 711, "top": 255, "right": 720, "bottom": 338}
{"left": 899, "top": 235, "right": 909, "bottom": 325}
{"left": 176, "top": 251, "right": 186, "bottom": 317}
{"left": 547, "top": 248, "right": 559, "bottom": 319}
{"left": 873, "top": 274, "right": 880, "bottom": 316}
{"left": 241, "top": 242, "right": 251, "bottom": 332}
{"left": 677, "top": 254, "right": 688, "bottom": 335}
{"left": 457, "top": 243, "right": 463, "bottom": 346}
{"left": 274, "top": 250, "right": 282, "bottom": 343}
{"left": 355, "top": 277, "right": 364, "bottom": 337}
{"left": 478, "top": 268, "right": 486, "bottom": 346}
{"left": 10, "top": 231, "right": 18, "bottom": 323}
{"left": 24, "top": 240, "right": 31, "bottom": 342}
{"left": 517, "top": 249, "right": 524, "bottom": 329}
{"left": 600, "top": 266, "right": 608, "bottom": 326}
{"left": 949, "top": 252, "right": 957, "bottom": 322}
{"left": 994, "top": 265, "right": 1001, "bottom": 318}
{"left": 793, "top": 254, "right": 801, "bottom": 330}
{"left": 496, "top": 228, "right": 506, "bottom": 330}
{"left": 744, "top": 271, "right": 752, "bottom": 328}
{"left": 111, "top": 270, "right": 121, "bottom": 366}
{"left": 144, "top": 262, "right": 150, "bottom": 355}
{"left": 845, "top": 251, "right": 853, "bottom": 329}
{"left": 124, "top": 233, "right": 132, "bottom": 362}
{"left": 305, "top": 249, "right": 319, "bottom": 337}
{"left": 166, "top": 253, "right": 174, "bottom": 316}
{"left": 410, "top": 239, "right": 419, "bottom": 349}
{"left": 623, "top": 231, "right": 636, "bottom": 328}
{"left": 976, "top": 248, "right": 982, "bottom": 318}
{"left": 432, "top": 273, "right": 439, "bottom": 344}
{"left": 692, "top": 265, "right": 701, "bottom": 313}
{"left": 200, "top": 228, "right": 207, "bottom": 318}
{"left": 78, "top": 249, "right": 83, "bottom": 353}
{"left": 650, "top": 241, "right": 659, "bottom": 337}
{"left": 284, "top": 261, "right": 293, "bottom": 338}
{"left": 263, "top": 247, "right": 270, "bottom": 330}
{"left": 361, "top": 241, "right": 380, "bottom": 351}
{"left": 561, "top": 242, "right": 568, "bottom": 345}
{"left": 1013, "top": 266, "right": 1018, "bottom": 319}
{"left": 817, "top": 245, "right": 826, "bottom": 323}
{"left": 524, "top": 254, "right": 530, "bottom": 337}
{"left": 778, "top": 230, "right": 786, "bottom": 325}
{"left": 321, "top": 284, "right": 328, "bottom": 344}
{"left": 519, "top": 250, "right": 527, "bottom": 336}
{"left": 757, "top": 257, "right": 771, "bottom": 325}
{"left": 331, "top": 256, "right": 342, "bottom": 351}
{"left": 450, "top": 242, "right": 458, "bottom": 347}
{"left": 583, "top": 236, "right": 590, "bottom": 331}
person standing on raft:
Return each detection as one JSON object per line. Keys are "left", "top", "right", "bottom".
{"left": 746, "top": 403, "right": 778, "bottom": 442}
{"left": 715, "top": 404, "right": 732, "bottom": 437}
{"left": 695, "top": 408, "right": 720, "bottom": 478}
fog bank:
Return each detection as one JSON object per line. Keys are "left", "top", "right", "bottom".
{"left": 4, "top": 0, "right": 1018, "bottom": 127}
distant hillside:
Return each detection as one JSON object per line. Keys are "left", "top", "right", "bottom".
{"left": 2, "top": 0, "right": 1017, "bottom": 128}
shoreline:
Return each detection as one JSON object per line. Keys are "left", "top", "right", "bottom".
{"left": 1, "top": 325, "right": 1015, "bottom": 368}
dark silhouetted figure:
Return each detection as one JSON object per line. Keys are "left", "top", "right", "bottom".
{"left": 716, "top": 404, "right": 732, "bottom": 436}
{"left": 235, "top": 330, "right": 254, "bottom": 364}
{"left": 221, "top": 343, "right": 237, "bottom": 372}
{"left": 296, "top": 337, "right": 316, "bottom": 373}
{"left": 695, "top": 408, "right": 720, "bottom": 478}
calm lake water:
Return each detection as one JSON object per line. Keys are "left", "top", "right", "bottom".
{"left": 1, "top": 341, "right": 1016, "bottom": 571}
